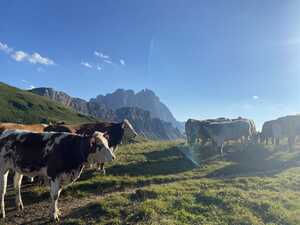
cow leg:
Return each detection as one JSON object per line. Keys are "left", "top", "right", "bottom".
{"left": 271, "top": 137, "right": 275, "bottom": 145}
{"left": 275, "top": 138, "right": 280, "bottom": 146}
{"left": 98, "top": 163, "right": 106, "bottom": 175}
{"left": 0, "top": 170, "right": 9, "bottom": 218}
{"left": 288, "top": 136, "right": 296, "bottom": 151}
{"left": 14, "top": 172, "right": 24, "bottom": 211}
{"left": 219, "top": 143, "right": 224, "bottom": 158}
{"left": 50, "top": 178, "right": 62, "bottom": 221}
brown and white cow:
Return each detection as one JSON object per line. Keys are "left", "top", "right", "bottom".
{"left": 45, "top": 119, "right": 137, "bottom": 173}
{"left": 0, "top": 130, "right": 115, "bottom": 221}
{"left": 0, "top": 122, "right": 47, "bottom": 133}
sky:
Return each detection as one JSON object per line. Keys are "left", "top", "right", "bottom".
{"left": 1, "top": 0, "right": 300, "bottom": 129}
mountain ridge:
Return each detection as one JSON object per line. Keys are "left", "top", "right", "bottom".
{"left": 30, "top": 87, "right": 184, "bottom": 140}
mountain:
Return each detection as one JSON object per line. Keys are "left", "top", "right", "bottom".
{"left": 0, "top": 82, "right": 96, "bottom": 124}
{"left": 30, "top": 87, "right": 183, "bottom": 140}
{"left": 31, "top": 88, "right": 117, "bottom": 121}
{"left": 93, "top": 89, "right": 183, "bottom": 131}
{"left": 115, "top": 107, "right": 183, "bottom": 140}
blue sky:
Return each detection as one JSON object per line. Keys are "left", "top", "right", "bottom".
{"left": 1, "top": 0, "right": 300, "bottom": 129}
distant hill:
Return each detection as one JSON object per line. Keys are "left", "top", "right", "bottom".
{"left": 0, "top": 82, "right": 96, "bottom": 124}
{"left": 31, "top": 87, "right": 184, "bottom": 140}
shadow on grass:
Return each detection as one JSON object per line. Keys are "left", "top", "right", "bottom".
{"left": 107, "top": 146, "right": 197, "bottom": 176}
{"left": 62, "top": 202, "right": 106, "bottom": 224}
{"left": 64, "top": 146, "right": 197, "bottom": 197}
{"left": 206, "top": 144, "right": 300, "bottom": 178}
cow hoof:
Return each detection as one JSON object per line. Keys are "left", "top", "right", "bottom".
{"left": 17, "top": 204, "right": 24, "bottom": 211}
{"left": 53, "top": 215, "right": 60, "bottom": 222}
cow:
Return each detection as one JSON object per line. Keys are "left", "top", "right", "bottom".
{"left": 45, "top": 119, "right": 137, "bottom": 173}
{"left": 203, "top": 119, "right": 253, "bottom": 156}
{"left": 0, "top": 123, "right": 49, "bottom": 183}
{"left": 0, "top": 123, "right": 47, "bottom": 133}
{"left": 261, "top": 115, "right": 300, "bottom": 149}
{"left": 185, "top": 118, "right": 230, "bottom": 145}
{"left": 0, "top": 129, "right": 115, "bottom": 221}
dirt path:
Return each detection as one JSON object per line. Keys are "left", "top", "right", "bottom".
{"left": 2, "top": 186, "right": 139, "bottom": 225}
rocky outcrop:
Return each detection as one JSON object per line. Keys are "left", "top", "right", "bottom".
{"left": 115, "top": 107, "right": 183, "bottom": 140}
{"left": 92, "top": 89, "right": 183, "bottom": 131}
{"left": 30, "top": 87, "right": 183, "bottom": 140}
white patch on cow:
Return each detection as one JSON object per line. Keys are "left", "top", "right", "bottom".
{"left": 43, "top": 132, "right": 69, "bottom": 156}
{"left": 42, "top": 132, "right": 55, "bottom": 141}
{"left": 54, "top": 133, "right": 69, "bottom": 144}
{"left": 87, "top": 132, "right": 115, "bottom": 164}
{"left": 50, "top": 178, "right": 61, "bottom": 221}
{"left": 58, "top": 167, "right": 84, "bottom": 185}
{"left": 15, "top": 166, "right": 48, "bottom": 179}
{"left": 0, "top": 129, "right": 25, "bottom": 139}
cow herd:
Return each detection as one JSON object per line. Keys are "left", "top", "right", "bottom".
{"left": 0, "top": 114, "right": 300, "bottom": 222}
{"left": 185, "top": 115, "right": 300, "bottom": 155}
{"left": 0, "top": 120, "right": 137, "bottom": 221}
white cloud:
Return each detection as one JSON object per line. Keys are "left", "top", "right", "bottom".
{"left": 11, "top": 51, "right": 28, "bottom": 62}
{"left": 104, "top": 59, "right": 112, "bottom": 64}
{"left": 28, "top": 52, "right": 54, "bottom": 65}
{"left": 120, "top": 59, "right": 125, "bottom": 66}
{"left": 252, "top": 95, "right": 259, "bottom": 100}
{"left": 0, "top": 42, "right": 13, "bottom": 54}
{"left": 29, "top": 85, "right": 35, "bottom": 89}
{"left": 94, "top": 51, "right": 110, "bottom": 59}
{"left": 96, "top": 65, "right": 102, "bottom": 71}
{"left": 94, "top": 51, "right": 100, "bottom": 57}
{"left": 0, "top": 41, "right": 55, "bottom": 66}
{"left": 81, "top": 61, "right": 92, "bottom": 68}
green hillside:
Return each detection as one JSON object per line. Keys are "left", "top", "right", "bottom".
{"left": 0, "top": 82, "right": 96, "bottom": 124}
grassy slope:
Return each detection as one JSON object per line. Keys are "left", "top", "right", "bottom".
{"left": 0, "top": 82, "right": 96, "bottom": 124}
{"left": 9, "top": 140, "right": 300, "bottom": 225}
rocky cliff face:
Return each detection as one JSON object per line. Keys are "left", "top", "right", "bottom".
{"left": 31, "top": 88, "right": 117, "bottom": 122}
{"left": 115, "top": 107, "right": 183, "bottom": 140}
{"left": 30, "top": 87, "right": 183, "bottom": 140}
{"left": 92, "top": 89, "right": 183, "bottom": 131}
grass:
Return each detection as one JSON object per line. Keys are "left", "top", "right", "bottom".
{"left": 5, "top": 139, "right": 300, "bottom": 224}
{"left": 0, "top": 82, "right": 96, "bottom": 124}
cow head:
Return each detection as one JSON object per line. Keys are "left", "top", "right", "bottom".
{"left": 89, "top": 131, "right": 116, "bottom": 163}
{"left": 121, "top": 119, "right": 137, "bottom": 143}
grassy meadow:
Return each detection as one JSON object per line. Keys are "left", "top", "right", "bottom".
{"left": 2, "top": 139, "right": 300, "bottom": 225}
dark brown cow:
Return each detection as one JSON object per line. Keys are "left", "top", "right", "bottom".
{"left": 0, "top": 130, "right": 115, "bottom": 221}
{"left": 45, "top": 119, "right": 137, "bottom": 173}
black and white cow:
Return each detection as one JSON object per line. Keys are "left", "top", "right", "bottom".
{"left": 0, "top": 130, "right": 115, "bottom": 221}
{"left": 45, "top": 119, "right": 137, "bottom": 174}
